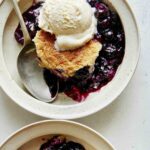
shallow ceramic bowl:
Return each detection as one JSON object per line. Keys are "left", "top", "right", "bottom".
{"left": 0, "top": 120, "right": 115, "bottom": 150}
{"left": 0, "top": 0, "right": 140, "bottom": 119}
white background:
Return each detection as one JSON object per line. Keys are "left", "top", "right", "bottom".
{"left": 0, "top": 0, "right": 150, "bottom": 149}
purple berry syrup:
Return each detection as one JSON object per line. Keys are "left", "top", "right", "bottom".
{"left": 15, "top": 0, "right": 125, "bottom": 102}
{"left": 40, "top": 135, "right": 85, "bottom": 150}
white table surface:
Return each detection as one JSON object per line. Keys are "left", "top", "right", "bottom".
{"left": 0, "top": 0, "right": 150, "bottom": 149}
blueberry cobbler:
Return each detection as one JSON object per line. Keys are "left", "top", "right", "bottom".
{"left": 40, "top": 135, "right": 85, "bottom": 150}
{"left": 15, "top": 0, "right": 125, "bottom": 102}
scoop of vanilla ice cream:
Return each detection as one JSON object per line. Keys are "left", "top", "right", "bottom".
{"left": 38, "top": 0, "right": 97, "bottom": 51}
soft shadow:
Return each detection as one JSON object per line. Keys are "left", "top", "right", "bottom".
{"left": 75, "top": 93, "right": 125, "bottom": 133}
{"left": 0, "top": 88, "right": 44, "bottom": 127}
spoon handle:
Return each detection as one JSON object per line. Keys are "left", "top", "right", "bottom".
{"left": 11, "top": 0, "right": 31, "bottom": 45}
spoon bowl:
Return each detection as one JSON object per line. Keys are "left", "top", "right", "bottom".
{"left": 17, "top": 42, "right": 58, "bottom": 103}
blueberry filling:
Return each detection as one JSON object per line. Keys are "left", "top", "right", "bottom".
{"left": 15, "top": 0, "right": 125, "bottom": 102}
{"left": 40, "top": 136, "right": 85, "bottom": 150}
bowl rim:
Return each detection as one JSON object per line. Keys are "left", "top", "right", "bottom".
{"left": 0, "top": 120, "right": 116, "bottom": 150}
{"left": 0, "top": 0, "right": 140, "bottom": 119}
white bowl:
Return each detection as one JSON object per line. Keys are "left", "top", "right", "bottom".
{"left": 0, "top": 120, "right": 115, "bottom": 150}
{"left": 0, "top": 0, "right": 140, "bottom": 119}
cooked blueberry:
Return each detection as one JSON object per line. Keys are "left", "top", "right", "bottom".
{"left": 95, "top": 3, "right": 110, "bottom": 19}
{"left": 110, "top": 11, "right": 122, "bottom": 29}
{"left": 43, "top": 69, "right": 58, "bottom": 97}
{"left": 50, "top": 136, "right": 66, "bottom": 146}
{"left": 99, "top": 57, "right": 108, "bottom": 66}
{"left": 57, "top": 143, "right": 67, "bottom": 150}
{"left": 28, "top": 6, "right": 41, "bottom": 18}
{"left": 109, "top": 58, "right": 122, "bottom": 69}
{"left": 76, "top": 79, "right": 89, "bottom": 92}
{"left": 115, "top": 31, "right": 125, "bottom": 46}
{"left": 74, "top": 67, "right": 90, "bottom": 80}
{"left": 40, "top": 140, "right": 55, "bottom": 150}
{"left": 97, "top": 17, "right": 111, "bottom": 31}
{"left": 116, "top": 46, "right": 125, "bottom": 59}
{"left": 95, "top": 57, "right": 107, "bottom": 68}
{"left": 116, "top": 32, "right": 123, "bottom": 42}
{"left": 103, "top": 67, "right": 115, "bottom": 81}
{"left": 94, "top": 33, "right": 103, "bottom": 42}
{"left": 102, "top": 29, "right": 115, "bottom": 41}
{"left": 101, "top": 44, "right": 118, "bottom": 59}
{"left": 66, "top": 141, "right": 85, "bottom": 150}
{"left": 96, "top": 58, "right": 115, "bottom": 80}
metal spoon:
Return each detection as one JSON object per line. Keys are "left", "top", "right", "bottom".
{"left": 11, "top": 0, "right": 58, "bottom": 103}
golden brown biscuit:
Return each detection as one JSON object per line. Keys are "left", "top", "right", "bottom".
{"left": 34, "top": 30, "right": 102, "bottom": 77}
